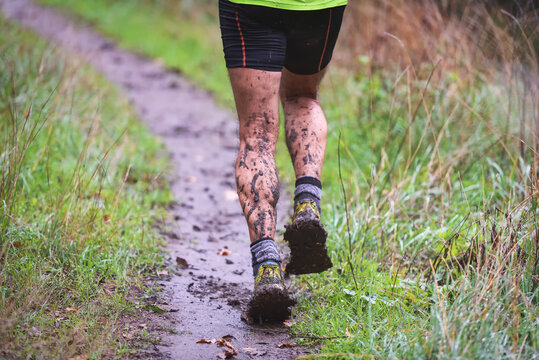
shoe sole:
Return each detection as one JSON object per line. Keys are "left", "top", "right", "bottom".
{"left": 245, "top": 285, "right": 296, "bottom": 323}
{"left": 284, "top": 217, "right": 332, "bottom": 275}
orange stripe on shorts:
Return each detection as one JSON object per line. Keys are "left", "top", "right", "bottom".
{"left": 318, "top": 9, "right": 332, "bottom": 72}
{"left": 235, "top": 11, "right": 246, "bottom": 67}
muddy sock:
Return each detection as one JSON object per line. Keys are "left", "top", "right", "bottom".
{"left": 250, "top": 237, "right": 281, "bottom": 277}
{"left": 294, "top": 176, "right": 322, "bottom": 214}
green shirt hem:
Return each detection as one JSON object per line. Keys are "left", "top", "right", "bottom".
{"left": 228, "top": 0, "right": 347, "bottom": 11}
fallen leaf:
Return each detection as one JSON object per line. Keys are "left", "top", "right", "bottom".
{"left": 225, "top": 342, "right": 237, "bottom": 353}
{"left": 144, "top": 304, "right": 165, "bottom": 314}
{"left": 221, "top": 334, "right": 236, "bottom": 340}
{"left": 283, "top": 319, "right": 296, "bottom": 327}
{"left": 12, "top": 241, "right": 23, "bottom": 249}
{"left": 277, "top": 342, "right": 295, "bottom": 348}
{"left": 103, "top": 214, "right": 111, "bottom": 223}
{"left": 196, "top": 338, "right": 216, "bottom": 344}
{"left": 157, "top": 269, "right": 168, "bottom": 276}
{"left": 217, "top": 338, "right": 229, "bottom": 346}
{"left": 214, "top": 337, "right": 238, "bottom": 357}
{"left": 217, "top": 248, "right": 231, "bottom": 256}
{"left": 66, "top": 307, "right": 79, "bottom": 312}
{"left": 176, "top": 256, "right": 189, "bottom": 267}
{"left": 216, "top": 353, "right": 226, "bottom": 359}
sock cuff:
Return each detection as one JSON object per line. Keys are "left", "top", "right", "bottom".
{"left": 250, "top": 237, "right": 274, "bottom": 248}
{"left": 250, "top": 238, "right": 281, "bottom": 276}
{"left": 294, "top": 183, "right": 322, "bottom": 200}
{"left": 295, "top": 176, "right": 322, "bottom": 189}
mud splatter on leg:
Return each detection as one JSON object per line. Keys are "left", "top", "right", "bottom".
{"left": 280, "top": 68, "right": 328, "bottom": 180}
{"left": 228, "top": 68, "right": 281, "bottom": 243}
{"left": 284, "top": 99, "right": 326, "bottom": 179}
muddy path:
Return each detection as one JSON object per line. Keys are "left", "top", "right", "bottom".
{"left": 0, "top": 1, "right": 309, "bottom": 359}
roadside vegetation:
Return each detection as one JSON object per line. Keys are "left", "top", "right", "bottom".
{"left": 0, "top": 16, "right": 171, "bottom": 358}
{"left": 34, "top": 0, "right": 539, "bottom": 358}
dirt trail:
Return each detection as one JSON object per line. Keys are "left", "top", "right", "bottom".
{"left": 0, "top": 1, "right": 308, "bottom": 358}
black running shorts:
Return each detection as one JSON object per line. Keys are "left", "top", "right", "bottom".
{"left": 219, "top": 0, "right": 345, "bottom": 75}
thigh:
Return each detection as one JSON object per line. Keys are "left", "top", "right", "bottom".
{"left": 219, "top": 0, "right": 287, "bottom": 72}
{"left": 284, "top": 6, "right": 345, "bottom": 75}
{"left": 228, "top": 68, "right": 281, "bottom": 140}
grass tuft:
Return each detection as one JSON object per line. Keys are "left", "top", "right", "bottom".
{"left": 0, "top": 17, "right": 171, "bottom": 358}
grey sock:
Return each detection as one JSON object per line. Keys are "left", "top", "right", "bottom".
{"left": 294, "top": 183, "right": 322, "bottom": 200}
{"left": 294, "top": 176, "right": 322, "bottom": 213}
{"left": 250, "top": 237, "right": 281, "bottom": 277}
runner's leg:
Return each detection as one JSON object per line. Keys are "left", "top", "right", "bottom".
{"left": 280, "top": 5, "right": 344, "bottom": 182}
{"left": 280, "top": 69, "right": 333, "bottom": 274}
{"left": 228, "top": 68, "right": 282, "bottom": 243}
{"left": 280, "top": 68, "right": 327, "bottom": 180}
{"left": 220, "top": 0, "right": 294, "bottom": 321}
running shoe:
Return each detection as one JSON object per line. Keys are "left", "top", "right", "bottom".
{"left": 284, "top": 199, "right": 333, "bottom": 274}
{"left": 245, "top": 262, "right": 295, "bottom": 322}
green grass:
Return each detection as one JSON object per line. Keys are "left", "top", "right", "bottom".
{"left": 0, "top": 16, "right": 172, "bottom": 358}
{"left": 290, "top": 67, "right": 538, "bottom": 358}
{"left": 33, "top": 1, "right": 539, "bottom": 359}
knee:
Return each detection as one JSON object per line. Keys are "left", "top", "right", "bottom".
{"left": 281, "top": 95, "right": 321, "bottom": 112}
{"left": 279, "top": 79, "right": 319, "bottom": 104}
{"left": 281, "top": 89, "right": 318, "bottom": 104}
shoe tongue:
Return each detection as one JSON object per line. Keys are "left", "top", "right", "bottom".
{"left": 254, "top": 260, "right": 279, "bottom": 277}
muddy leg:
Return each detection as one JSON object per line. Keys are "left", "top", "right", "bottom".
{"left": 228, "top": 68, "right": 281, "bottom": 243}
{"left": 280, "top": 68, "right": 328, "bottom": 180}
{"left": 280, "top": 68, "right": 332, "bottom": 275}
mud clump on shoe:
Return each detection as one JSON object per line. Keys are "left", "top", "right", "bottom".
{"left": 243, "top": 262, "right": 295, "bottom": 324}
{"left": 284, "top": 200, "right": 333, "bottom": 275}
{"left": 244, "top": 285, "right": 296, "bottom": 324}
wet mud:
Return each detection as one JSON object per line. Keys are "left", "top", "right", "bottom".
{"left": 0, "top": 1, "right": 310, "bottom": 358}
